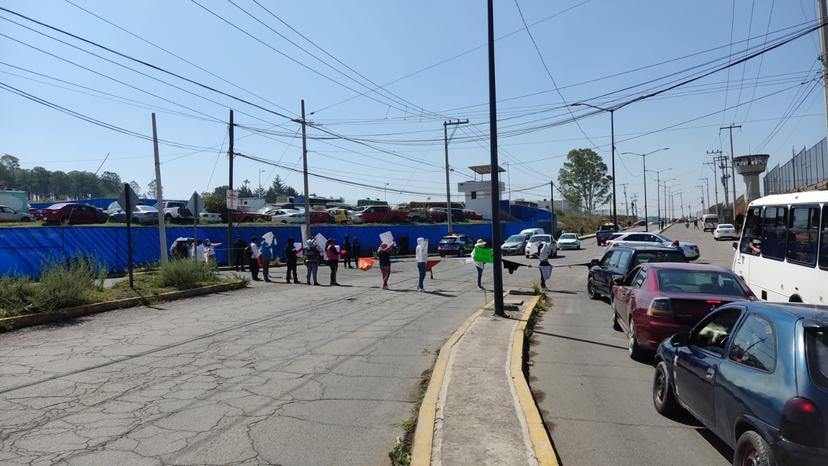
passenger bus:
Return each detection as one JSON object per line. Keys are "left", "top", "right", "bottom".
{"left": 701, "top": 213, "right": 718, "bottom": 232}
{"left": 731, "top": 191, "right": 828, "bottom": 304}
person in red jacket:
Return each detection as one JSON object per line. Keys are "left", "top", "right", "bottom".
{"left": 326, "top": 239, "right": 340, "bottom": 286}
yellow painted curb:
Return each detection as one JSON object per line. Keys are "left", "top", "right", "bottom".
{"left": 511, "top": 294, "right": 560, "bottom": 466}
{"left": 410, "top": 306, "right": 485, "bottom": 466}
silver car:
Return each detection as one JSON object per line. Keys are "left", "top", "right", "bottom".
{"left": 556, "top": 232, "right": 581, "bottom": 250}
{"left": 501, "top": 233, "right": 529, "bottom": 255}
{"left": 0, "top": 205, "right": 31, "bottom": 222}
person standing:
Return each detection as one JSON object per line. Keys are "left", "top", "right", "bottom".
{"left": 342, "top": 235, "right": 353, "bottom": 269}
{"left": 326, "top": 239, "right": 340, "bottom": 286}
{"left": 285, "top": 237, "right": 299, "bottom": 284}
{"left": 233, "top": 236, "right": 246, "bottom": 271}
{"left": 259, "top": 237, "right": 273, "bottom": 282}
{"left": 352, "top": 237, "right": 361, "bottom": 261}
{"left": 249, "top": 236, "right": 261, "bottom": 281}
{"left": 203, "top": 239, "right": 216, "bottom": 265}
{"left": 415, "top": 237, "right": 428, "bottom": 292}
{"left": 537, "top": 241, "right": 553, "bottom": 290}
{"left": 377, "top": 242, "right": 392, "bottom": 289}
{"left": 471, "top": 239, "right": 486, "bottom": 289}
{"left": 192, "top": 239, "right": 205, "bottom": 263}
{"left": 304, "top": 239, "right": 321, "bottom": 285}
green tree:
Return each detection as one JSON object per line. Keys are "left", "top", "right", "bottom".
{"left": 99, "top": 171, "right": 122, "bottom": 196}
{"left": 557, "top": 148, "right": 611, "bottom": 212}
{"left": 204, "top": 185, "right": 229, "bottom": 219}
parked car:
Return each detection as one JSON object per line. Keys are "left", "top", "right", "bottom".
{"left": 406, "top": 208, "right": 431, "bottom": 223}
{"left": 349, "top": 207, "right": 366, "bottom": 224}
{"left": 587, "top": 244, "right": 686, "bottom": 300}
{"left": 231, "top": 211, "right": 269, "bottom": 223}
{"left": 0, "top": 205, "right": 32, "bottom": 222}
{"left": 156, "top": 201, "right": 194, "bottom": 223}
{"left": 501, "top": 233, "right": 529, "bottom": 255}
{"left": 437, "top": 234, "right": 475, "bottom": 257}
{"left": 606, "top": 231, "right": 700, "bottom": 261}
{"left": 520, "top": 227, "right": 545, "bottom": 237}
{"left": 596, "top": 222, "right": 621, "bottom": 246}
{"left": 713, "top": 223, "right": 738, "bottom": 240}
{"left": 29, "top": 208, "right": 43, "bottom": 220}
{"left": 361, "top": 205, "right": 408, "bottom": 223}
{"left": 633, "top": 220, "right": 647, "bottom": 227}
{"left": 42, "top": 203, "right": 107, "bottom": 225}
{"left": 108, "top": 205, "right": 160, "bottom": 224}
{"left": 610, "top": 263, "right": 756, "bottom": 359}
{"left": 309, "top": 210, "right": 333, "bottom": 224}
{"left": 525, "top": 234, "right": 557, "bottom": 258}
{"left": 556, "top": 232, "right": 581, "bottom": 250}
{"left": 463, "top": 209, "right": 483, "bottom": 220}
{"left": 199, "top": 212, "right": 223, "bottom": 224}
{"left": 653, "top": 302, "right": 828, "bottom": 465}
{"left": 326, "top": 208, "right": 349, "bottom": 224}
{"left": 428, "top": 207, "right": 465, "bottom": 223}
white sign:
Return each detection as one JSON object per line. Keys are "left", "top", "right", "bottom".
{"left": 225, "top": 189, "right": 241, "bottom": 209}
{"left": 313, "top": 233, "right": 328, "bottom": 259}
{"left": 187, "top": 191, "right": 203, "bottom": 215}
{"left": 262, "top": 231, "right": 275, "bottom": 245}
{"left": 379, "top": 231, "right": 394, "bottom": 246}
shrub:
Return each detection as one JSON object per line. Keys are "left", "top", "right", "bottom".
{"left": 155, "top": 259, "right": 217, "bottom": 290}
{"left": 29, "top": 257, "right": 105, "bottom": 313}
{"left": 0, "top": 276, "right": 35, "bottom": 317}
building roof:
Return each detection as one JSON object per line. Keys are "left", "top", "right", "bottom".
{"left": 468, "top": 164, "right": 506, "bottom": 175}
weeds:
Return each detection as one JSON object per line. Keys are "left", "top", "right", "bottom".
{"left": 0, "top": 276, "right": 34, "bottom": 317}
{"left": 155, "top": 259, "right": 218, "bottom": 290}
{"left": 0, "top": 257, "right": 104, "bottom": 317}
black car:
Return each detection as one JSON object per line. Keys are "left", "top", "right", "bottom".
{"left": 587, "top": 244, "right": 686, "bottom": 300}
{"left": 654, "top": 302, "right": 828, "bottom": 465}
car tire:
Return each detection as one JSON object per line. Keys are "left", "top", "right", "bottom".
{"left": 587, "top": 276, "right": 600, "bottom": 300}
{"left": 653, "top": 361, "right": 679, "bottom": 416}
{"left": 734, "top": 431, "right": 772, "bottom": 466}
{"left": 628, "top": 319, "right": 645, "bottom": 360}
{"left": 612, "top": 311, "right": 622, "bottom": 331}
{"left": 165, "top": 214, "right": 173, "bottom": 222}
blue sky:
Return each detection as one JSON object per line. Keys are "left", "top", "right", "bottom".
{"left": 1, "top": 0, "right": 825, "bottom": 216}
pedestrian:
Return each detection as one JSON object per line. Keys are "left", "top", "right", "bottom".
{"left": 259, "top": 237, "right": 273, "bottom": 282}
{"left": 377, "top": 242, "right": 392, "bottom": 289}
{"left": 693, "top": 218, "right": 699, "bottom": 229}
{"left": 415, "top": 237, "right": 428, "bottom": 292}
{"left": 472, "top": 238, "right": 486, "bottom": 289}
{"left": 192, "top": 239, "right": 205, "bottom": 263}
{"left": 285, "top": 237, "right": 299, "bottom": 284}
{"left": 326, "top": 239, "right": 340, "bottom": 286}
{"left": 203, "top": 239, "right": 216, "bottom": 265}
{"left": 352, "top": 237, "right": 361, "bottom": 260}
{"left": 537, "top": 241, "right": 553, "bottom": 290}
{"left": 342, "top": 235, "right": 353, "bottom": 269}
{"left": 249, "top": 236, "right": 261, "bottom": 281}
{"left": 233, "top": 236, "right": 246, "bottom": 271}
{"left": 304, "top": 239, "right": 321, "bottom": 285}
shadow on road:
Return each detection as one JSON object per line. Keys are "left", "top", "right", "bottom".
{"left": 533, "top": 330, "right": 628, "bottom": 351}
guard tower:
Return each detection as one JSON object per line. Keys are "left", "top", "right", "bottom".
{"left": 457, "top": 164, "right": 505, "bottom": 220}
{"left": 734, "top": 154, "right": 769, "bottom": 204}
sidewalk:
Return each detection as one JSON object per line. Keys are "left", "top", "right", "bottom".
{"left": 412, "top": 291, "right": 556, "bottom": 466}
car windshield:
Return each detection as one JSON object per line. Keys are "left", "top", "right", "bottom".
{"left": 704, "top": 216, "right": 719, "bottom": 223}
{"left": 47, "top": 203, "right": 67, "bottom": 209}
{"left": 718, "top": 224, "right": 734, "bottom": 229}
{"left": 505, "top": 235, "right": 524, "bottom": 243}
{"left": 528, "top": 235, "right": 550, "bottom": 243}
{"left": 599, "top": 224, "right": 617, "bottom": 231}
{"left": 655, "top": 270, "right": 746, "bottom": 296}
{"left": 136, "top": 206, "right": 157, "bottom": 212}
{"left": 439, "top": 237, "right": 458, "bottom": 244}
{"left": 560, "top": 234, "right": 577, "bottom": 240}
{"left": 632, "top": 250, "right": 686, "bottom": 267}
{"left": 806, "top": 328, "right": 828, "bottom": 391}
{"left": 653, "top": 234, "right": 671, "bottom": 243}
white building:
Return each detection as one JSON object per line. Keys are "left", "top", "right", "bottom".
{"left": 457, "top": 165, "right": 505, "bottom": 220}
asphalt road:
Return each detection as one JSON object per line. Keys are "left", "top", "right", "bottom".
{"left": 522, "top": 224, "right": 737, "bottom": 466}
{"left": 0, "top": 256, "right": 527, "bottom": 465}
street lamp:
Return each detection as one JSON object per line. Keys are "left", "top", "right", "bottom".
{"left": 645, "top": 168, "right": 672, "bottom": 229}
{"left": 622, "top": 147, "right": 669, "bottom": 231}
{"left": 571, "top": 101, "right": 618, "bottom": 227}
{"left": 258, "top": 169, "right": 266, "bottom": 195}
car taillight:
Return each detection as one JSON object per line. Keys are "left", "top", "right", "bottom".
{"left": 646, "top": 298, "right": 673, "bottom": 317}
{"left": 781, "top": 397, "right": 824, "bottom": 447}
{"left": 705, "top": 299, "right": 722, "bottom": 305}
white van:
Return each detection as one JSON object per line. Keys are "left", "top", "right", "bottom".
{"left": 519, "top": 228, "right": 545, "bottom": 238}
{"left": 701, "top": 214, "right": 718, "bottom": 232}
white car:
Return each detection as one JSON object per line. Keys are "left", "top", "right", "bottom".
{"left": 199, "top": 212, "right": 223, "bottom": 224}
{"left": 525, "top": 234, "right": 557, "bottom": 258}
{"left": 713, "top": 223, "right": 738, "bottom": 240}
{"left": 349, "top": 208, "right": 365, "bottom": 224}
{"left": 268, "top": 209, "right": 304, "bottom": 224}
{"left": 556, "top": 232, "right": 580, "bottom": 250}
{"left": 607, "top": 231, "right": 700, "bottom": 261}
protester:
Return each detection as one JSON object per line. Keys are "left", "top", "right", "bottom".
{"left": 415, "top": 237, "right": 428, "bottom": 292}
{"left": 342, "top": 235, "right": 353, "bottom": 269}
{"left": 259, "top": 237, "right": 273, "bottom": 282}
{"left": 285, "top": 237, "right": 299, "bottom": 284}
{"left": 693, "top": 218, "right": 699, "bottom": 229}
{"left": 304, "top": 239, "right": 321, "bottom": 285}
{"left": 203, "top": 239, "right": 216, "bottom": 265}
{"left": 472, "top": 239, "right": 486, "bottom": 289}
{"left": 537, "top": 241, "right": 553, "bottom": 290}
{"left": 326, "top": 239, "right": 340, "bottom": 286}
{"left": 352, "top": 237, "right": 361, "bottom": 261}
{"left": 377, "top": 242, "right": 392, "bottom": 289}
{"left": 192, "top": 239, "right": 205, "bottom": 263}
{"left": 233, "top": 236, "right": 247, "bottom": 271}
{"left": 249, "top": 236, "right": 261, "bottom": 281}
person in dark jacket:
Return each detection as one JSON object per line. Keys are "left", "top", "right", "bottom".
{"left": 351, "top": 237, "right": 361, "bottom": 260}
{"left": 304, "top": 239, "right": 321, "bottom": 285}
{"left": 233, "top": 236, "right": 246, "bottom": 271}
{"left": 285, "top": 237, "right": 299, "bottom": 284}
{"left": 377, "top": 242, "right": 392, "bottom": 289}
{"left": 326, "top": 239, "right": 340, "bottom": 286}
{"left": 342, "top": 235, "right": 353, "bottom": 269}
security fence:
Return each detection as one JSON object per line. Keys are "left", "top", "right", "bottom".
{"left": 764, "top": 137, "right": 828, "bottom": 194}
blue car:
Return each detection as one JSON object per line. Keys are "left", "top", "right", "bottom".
{"left": 653, "top": 302, "right": 828, "bottom": 465}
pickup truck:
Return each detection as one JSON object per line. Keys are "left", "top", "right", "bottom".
{"left": 359, "top": 205, "right": 408, "bottom": 223}
{"left": 157, "top": 201, "right": 194, "bottom": 223}
{"left": 595, "top": 223, "right": 620, "bottom": 246}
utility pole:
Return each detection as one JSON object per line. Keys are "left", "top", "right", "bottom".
{"left": 696, "top": 184, "right": 706, "bottom": 214}
{"left": 550, "top": 180, "right": 556, "bottom": 235}
{"left": 699, "top": 177, "right": 711, "bottom": 214}
{"left": 620, "top": 183, "right": 629, "bottom": 218}
{"left": 818, "top": 0, "right": 828, "bottom": 140}
{"left": 227, "top": 109, "right": 234, "bottom": 268}
{"left": 678, "top": 191, "right": 684, "bottom": 219}
{"left": 487, "top": 0, "right": 505, "bottom": 317}
{"left": 706, "top": 150, "right": 723, "bottom": 220}
{"left": 720, "top": 125, "right": 741, "bottom": 222}
{"left": 715, "top": 154, "right": 731, "bottom": 219}
{"left": 301, "top": 100, "right": 311, "bottom": 242}
{"left": 151, "top": 113, "right": 167, "bottom": 264}
{"left": 444, "top": 119, "right": 469, "bottom": 235}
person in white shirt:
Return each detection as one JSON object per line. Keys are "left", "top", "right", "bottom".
{"left": 249, "top": 237, "right": 261, "bottom": 281}
{"left": 192, "top": 239, "right": 206, "bottom": 263}
{"left": 537, "top": 241, "right": 553, "bottom": 290}
{"left": 415, "top": 237, "right": 428, "bottom": 292}
{"left": 472, "top": 239, "right": 486, "bottom": 289}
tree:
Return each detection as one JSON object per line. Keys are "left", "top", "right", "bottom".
{"left": 0, "top": 154, "right": 20, "bottom": 170}
{"left": 204, "top": 185, "right": 229, "bottom": 219}
{"left": 147, "top": 179, "right": 158, "bottom": 197}
{"left": 557, "top": 148, "right": 611, "bottom": 213}
{"left": 264, "top": 175, "right": 298, "bottom": 202}
{"left": 99, "top": 171, "right": 122, "bottom": 196}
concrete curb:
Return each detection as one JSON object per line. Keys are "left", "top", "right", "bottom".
{"left": 511, "top": 294, "right": 560, "bottom": 466}
{"left": 410, "top": 306, "right": 485, "bottom": 466}
{"left": 0, "top": 280, "right": 247, "bottom": 333}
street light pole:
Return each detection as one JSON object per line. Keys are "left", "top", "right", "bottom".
{"left": 487, "top": 0, "right": 505, "bottom": 317}
{"left": 622, "top": 148, "right": 669, "bottom": 232}
{"left": 699, "top": 177, "right": 710, "bottom": 214}
{"left": 444, "top": 119, "right": 469, "bottom": 235}
{"left": 571, "top": 102, "right": 618, "bottom": 227}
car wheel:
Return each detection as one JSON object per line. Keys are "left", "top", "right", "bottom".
{"left": 628, "top": 319, "right": 645, "bottom": 360}
{"left": 612, "top": 311, "right": 622, "bottom": 331}
{"left": 587, "top": 276, "right": 600, "bottom": 300}
{"left": 653, "top": 361, "right": 679, "bottom": 416}
{"left": 165, "top": 214, "right": 173, "bottom": 222}
{"left": 734, "top": 431, "right": 772, "bottom": 466}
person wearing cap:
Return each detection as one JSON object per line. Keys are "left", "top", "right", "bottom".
{"left": 471, "top": 238, "right": 487, "bottom": 289}
{"left": 415, "top": 237, "right": 428, "bottom": 292}
{"left": 377, "top": 242, "right": 393, "bottom": 289}
{"left": 304, "top": 239, "right": 321, "bottom": 285}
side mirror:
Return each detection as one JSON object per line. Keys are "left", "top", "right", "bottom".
{"left": 731, "top": 241, "right": 738, "bottom": 250}
{"left": 671, "top": 332, "right": 689, "bottom": 347}
{"left": 589, "top": 258, "right": 600, "bottom": 268}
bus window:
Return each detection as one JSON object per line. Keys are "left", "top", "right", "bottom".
{"left": 820, "top": 206, "right": 828, "bottom": 270}
{"left": 761, "top": 206, "right": 787, "bottom": 260}
{"left": 787, "top": 206, "right": 820, "bottom": 267}
{"left": 740, "top": 207, "right": 762, "bottom": 254}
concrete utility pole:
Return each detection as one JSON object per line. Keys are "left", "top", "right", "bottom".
{"left": 151, "top": 113, "right": 168, "bottom": 264}
{"left": 714, "top": 154, "right": 730, "bottom": 219}
{"left": 227, "top": 109, "right": 234, "bottom": 268}
{"left": 301, "top": 100, "right": 311, "bottom": 242}
{"left": 620, "top": 183, "right": 629, "bottom": 218}
{"left": 699, "top": 177, "right": 711, "bottom": 214}
{"left": 818, "top": 0, "right": 828, "bottom": 140}
{"left": 678, "top": 191, "right": 684, "bottom": 219}
{"left": 549, "top": 180, "right": 556, "bottom": 235}
{"left": 487, "top": 0, "right": 505, "bottom": 317}
{"left": 696, "top": 184, "right": 706, "bottom": 214}
{"left": 444, "top": 119, "right": 469, "bottom": 235}
{"left": 720, "top": 125, "right": 741, "bottom": 222}
{"left": 706, "top": 150, "right": 723, "bottom": 220}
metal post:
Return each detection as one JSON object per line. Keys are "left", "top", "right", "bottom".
{"left": 124, "top": 183, "right": 134, "bottom": 289}
{"left": 610, "top": 109, "right": 617, "bottom": 227}
{"left": 721, "top": 125, "right": 741, "bottom": 222}
{"left": 443, "top": 119, "right": 468, "bottom": 235}
{"left": 818, "top": 0, "right": 828, "bottom": 141}
{"left": 151, "top": 113, "right": 167, "bottom": 264}
{"left": 301, "top": 100, "right": 311, "bottom": 240}
{"left": 550, "top": 180, "right": 556, "bottom": 235}
{"left": 487, "top": 0, "right": 505, "bottom": 317}
{"left": 227, "top": 110, "right": 234, "bottom": 267}
{"left": 643, "top": 157, "right": 648, "bottom": 231}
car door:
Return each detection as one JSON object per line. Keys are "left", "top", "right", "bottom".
{"left": 673, "top": 307, "right": 744, "bottom": 428}
{"left": 0, "top": 206, "right": 12, "bottom": 221}
{"left": 593, "top": 250, "right": 616, "bottom": 294}
{"left": 613, "top": 266, "right": 645, "bottom": 321}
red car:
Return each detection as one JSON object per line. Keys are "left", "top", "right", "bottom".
{"left": 610, "top": 262, "right": 756, "bottom": 359}
{"left": 463, "top": 209, "right": 483, "bottom": 220}
{"left": 309, "top": 210, "right": 332, "bottom": 224}
{"left": 231, "top": 211, "right": 268, "bottom": 223}
{"left": 41, "top": 203, "right": 108, "bottom": 225}
{"left": 360, "top": 205, "right": 407, "bottom": 223}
